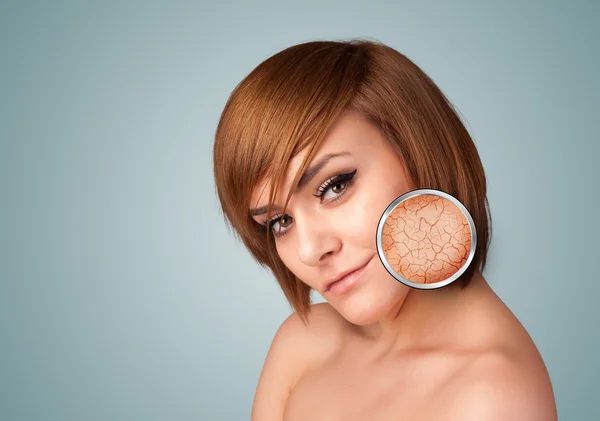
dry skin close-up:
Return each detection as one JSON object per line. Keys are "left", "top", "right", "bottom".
{"left": 381, "top": 194, "right": 472, "bottom": 284}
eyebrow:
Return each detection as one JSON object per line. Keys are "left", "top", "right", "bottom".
{"left": 249, "top": 152, "right": 351, "bottom": 217}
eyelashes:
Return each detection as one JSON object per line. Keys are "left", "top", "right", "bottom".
{"left": 258, "top": 169, "right": 358, "bottom": 238}
{"left": 313, "top": 169, "right": 357, "bottom": 199}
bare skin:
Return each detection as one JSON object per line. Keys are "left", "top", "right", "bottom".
{"left": 279, "top": 275, "right": 556, "bottom": 420}
{"left": 249, "top": 111, "right": 557, "bottom": 420}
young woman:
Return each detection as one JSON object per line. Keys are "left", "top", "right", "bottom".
{"left": 213, "top": 40, "right": 557, "bottom": 420}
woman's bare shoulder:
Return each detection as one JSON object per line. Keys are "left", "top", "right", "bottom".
{"left": 250, "top": 303, "right": 344, "bottom": 420}
{"left": 275, "top": 302, "right": 346, "bottom": 365}
{"left": 438, "top": 347, "right": 558, "bottom": 421}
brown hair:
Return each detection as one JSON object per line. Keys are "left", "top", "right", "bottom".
{"left": 213, "top": 39, "right": 492, "bottom": 322}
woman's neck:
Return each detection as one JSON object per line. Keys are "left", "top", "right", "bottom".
{"left": 354, "top": 271, "right": 495, "bottom": 353}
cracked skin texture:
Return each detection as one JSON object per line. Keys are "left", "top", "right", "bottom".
{"left": 382, "top": 194, "right": 472, "bottom": 284}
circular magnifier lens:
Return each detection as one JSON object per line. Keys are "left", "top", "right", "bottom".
{"left": 376, "top": 189, "right": 477, "bottom": 290}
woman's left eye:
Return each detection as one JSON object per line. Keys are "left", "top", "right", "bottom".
{"left": 321, "top": 181, "right": 346, "bottom": 200}
{"left": 314, "top": 169, "right": 357, "bottom": 201}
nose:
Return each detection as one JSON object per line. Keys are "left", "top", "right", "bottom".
{"left": 295, "top": 212, "right": 341, "bottom": 266}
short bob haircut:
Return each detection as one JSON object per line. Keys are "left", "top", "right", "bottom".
{"left": 213, "top": 39, "right": 492, "bottom": 322}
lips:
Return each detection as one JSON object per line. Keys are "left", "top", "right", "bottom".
{"left": 325, "top": 259, "right": 370, "bottom": 292}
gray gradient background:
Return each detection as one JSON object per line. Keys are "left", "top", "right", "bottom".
{"left": 1, "top": 1, "right": 598, "bottom": 420}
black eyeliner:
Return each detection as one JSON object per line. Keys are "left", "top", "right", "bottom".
{"left": 257, "top": 169, "right": 358, "bottom": 235}
{"left": 314, "top": 169, "right": 357, "bottom": 198}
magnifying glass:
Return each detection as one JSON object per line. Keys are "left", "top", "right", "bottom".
{"left": 375, "top": 189, "right": 477, "bottom": 289}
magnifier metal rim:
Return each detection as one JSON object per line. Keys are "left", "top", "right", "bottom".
{"left": 375, "top": 189, "right": 477, "bottom": 290}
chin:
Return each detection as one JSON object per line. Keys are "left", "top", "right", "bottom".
{"left": 340, "top": 308, "right": 382, "bottom": 326}
{"left": 336, "top": 289, "right": 405, "bottom": 326}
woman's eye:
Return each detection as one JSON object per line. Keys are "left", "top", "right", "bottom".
{"left": 332, "top": 182, "right": 344, "bottom": 194}
{"left": 315, "top": 170, "right": 357, "bottom": 201}
{"left": 270, "top": 214, "right": 292, "bottom": 235}
{"left": 322, "top": 181, "right": 346, "bottom": 199}
{"left": 265, "top": 170, "right": 357, "bottom": 238}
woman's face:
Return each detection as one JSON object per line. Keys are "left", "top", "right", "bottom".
{"left": 250, "top": 111, "right": 416, "bottom": 325}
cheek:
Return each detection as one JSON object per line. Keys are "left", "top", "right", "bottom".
{"left": 339, "top": 183, "right": 407, "bottom": 244}
{"left": 276, "top": 247, "right": 301, "bottom": 279}
{"left": 276, "top": 246, "right": 324, "bottom": 291}
{"left": 381, "top": 194, "right": 472, "bottom": 285}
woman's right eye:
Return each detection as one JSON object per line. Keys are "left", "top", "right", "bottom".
{"left": 269, "top": 214, "right": 292, "bottom": 237}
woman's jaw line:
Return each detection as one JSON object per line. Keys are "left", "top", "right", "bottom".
{"left": 333, "top": 271, "right": 486, "bottom": 349}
